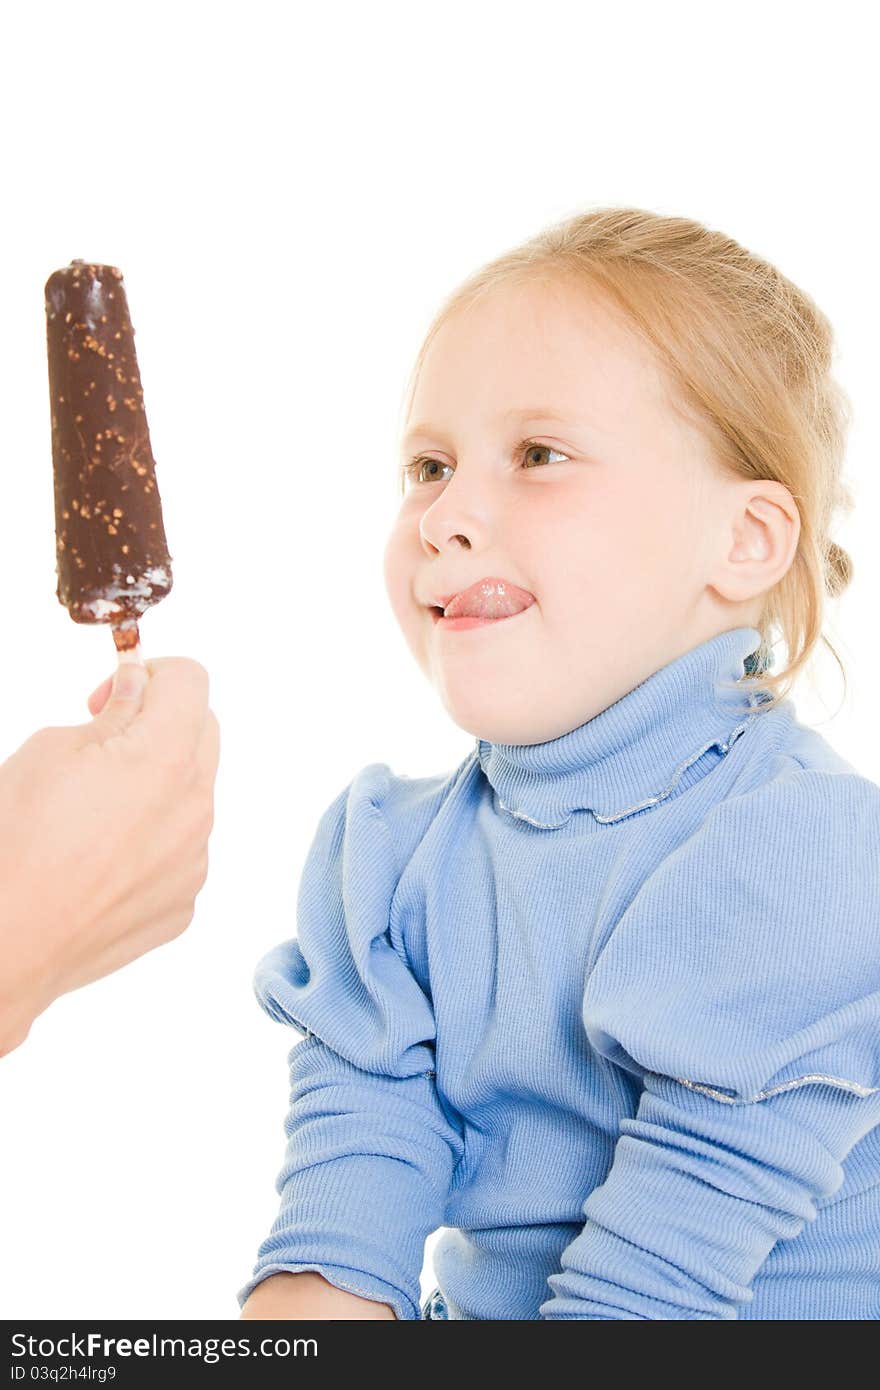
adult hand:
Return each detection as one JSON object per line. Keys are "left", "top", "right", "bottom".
{"left": 0, "top": 657, "right": 220, "bottom": 1057}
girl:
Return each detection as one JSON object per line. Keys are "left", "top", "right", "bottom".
{"left": 238, "top": 207, "right": 879, "bottom": 1321}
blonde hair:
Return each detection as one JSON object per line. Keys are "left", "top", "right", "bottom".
{"left": 398, "top": 206, "right": 856, "bottom": 712}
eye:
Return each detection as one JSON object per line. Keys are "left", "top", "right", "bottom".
{"left": 519, "top": 441, "right": 570, "bottom": 469}
{"left": 402, "top": 456, "right": 454, "bottom": 486}
{"left": 402, "top": 438, "right": 571, "bottom": 487}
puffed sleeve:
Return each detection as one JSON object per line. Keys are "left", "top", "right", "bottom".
{"left": 539, "top": 768, "right": 880, "bottom": 1320}
{"left": 236, "top": 763, "right": 465, "bottom": 1321}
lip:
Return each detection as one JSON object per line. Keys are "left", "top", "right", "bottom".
{"left": 426, "top": 575, "right": 537, "bottom": 628}
{"left": 432, "top": 606, "right": 535, "bottom": 631}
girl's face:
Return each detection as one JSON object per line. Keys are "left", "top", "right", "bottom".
{"left": 383, "top": 275, "right": 749, "bottom": 745}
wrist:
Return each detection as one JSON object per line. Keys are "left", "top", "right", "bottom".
{"left": 0, "top": 966, "right": 40, "bottom": 1056}
{"left": 240, "top": 1271, "right": 396, "bottom": 1320}
{"left": 0, "top": 886, "right": 54, "bottom": 1058}
{"left": 0, "top": 1008, "right": 33, "bottom": 1058}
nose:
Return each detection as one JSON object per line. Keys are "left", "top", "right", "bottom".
{"left": 418, "top": 471, "right": 491, "bottom": 556}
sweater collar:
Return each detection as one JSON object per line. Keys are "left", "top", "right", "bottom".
{"left": 475, "top": 626, "right": 769, "bottom": 828}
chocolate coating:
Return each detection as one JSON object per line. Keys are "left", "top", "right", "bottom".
{"left": 45, "top": 260, "right": 172, "bottom": 646}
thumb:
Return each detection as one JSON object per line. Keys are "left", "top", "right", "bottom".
{"left": 84, "top": 660, "right": 149, "bottom": 740}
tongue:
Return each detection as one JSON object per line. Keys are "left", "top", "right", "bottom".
{"left": 447, "top": 582, "right": 535, "bottom": 620}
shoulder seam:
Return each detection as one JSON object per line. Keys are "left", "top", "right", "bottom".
{"left": 366, "top": 752, "right": 477, "bottom": 883}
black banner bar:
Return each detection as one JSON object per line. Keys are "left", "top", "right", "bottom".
{"left": 1, "top": 1319, "right": 471, "bottom": 1384}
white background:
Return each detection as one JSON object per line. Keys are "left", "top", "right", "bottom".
{"left": 0, "top": 0, "right": 877, "bottom": 1319}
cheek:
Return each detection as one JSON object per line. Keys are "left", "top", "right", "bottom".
{"left": 603, "top": 479, "right": 702, "bottom": 612}
{"left": 532, "top": 475, "right": 694, "bottom": 612}
{"left": 522, "top": 477, "right": 643, "bottom": 573}
{"left": 382, "top": 514, "right": 421, "bottom": 624}
{"left": 622, "top": 470, "right": 704, "bottom": 578}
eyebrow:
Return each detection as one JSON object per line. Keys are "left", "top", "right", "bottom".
{"left": 401, "top": 407, "right": 582, "bottom": 449}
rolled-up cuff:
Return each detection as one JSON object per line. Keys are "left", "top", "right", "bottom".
{"left": 236, "top": 1260, "right": 415, "bottom": 1321}
{"left": 238, "top": 1149, "right": 444, "bottom": 1322}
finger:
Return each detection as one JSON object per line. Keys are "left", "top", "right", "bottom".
{"left": 81, "top": 661, "right": 149, "bottom": 744}
{"left": 87, "top": 674, "right": 114, "bottom": 716}
{"left": 195, "top": 708, "right": 221, "bottom": 786}
{"left": 130, "top": 657, "right": 211, "bottom": 764}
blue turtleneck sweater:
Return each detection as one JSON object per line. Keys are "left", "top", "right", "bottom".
{"left": 237, "top": 626, "right": 880, "bottom": 1320}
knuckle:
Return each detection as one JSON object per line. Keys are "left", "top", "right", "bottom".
{"left": 186, "top": 659, "right": 210, "bottom": 700}
{"left": 171, "top": 905, "right": 196, "bottom": 940}
{"left": 146, "top": 657, "right": 210, "bottom": 702}
{"left": 189, "top": 783, "right": 215, "bottom": 835}
{"left": 197, "top": 715, "right": 221, "bottom": 778}
{"left": 30, "top": 725, "right": 71, "bottom": 754}
{"left": 188, "top": 808, "right": 214, "bottom": 852}
{"left": 194, "top": 850, "right": 210, "bottom": 891}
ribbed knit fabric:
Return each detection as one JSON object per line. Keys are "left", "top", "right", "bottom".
{"left": 237, "top": 625, "right": 880, "bottom": 1320}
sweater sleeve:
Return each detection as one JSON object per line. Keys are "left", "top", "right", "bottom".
{"left": 236, "top": 763, "right": 464, "bottom": 1321}
{"left": 539, "top": 768, "right": 880, "bottom": 1320}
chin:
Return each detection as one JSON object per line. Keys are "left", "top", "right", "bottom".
{"left": 440, "top": 684, "right": 590, "bottom": 745}
{"left": 438, "top": 697, "right": 540, "bottom": 747}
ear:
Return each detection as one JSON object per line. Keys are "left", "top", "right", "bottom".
{"left": 710, "top": 485, "right": 800, "bottom": 603}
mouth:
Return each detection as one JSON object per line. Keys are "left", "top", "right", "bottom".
{"left": 427, "top": 576, "right": 537, "bottom": 629}
{"left": 429, "top": 605, "right": 535, "bottom": 631}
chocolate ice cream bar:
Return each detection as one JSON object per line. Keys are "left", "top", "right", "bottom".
{"left": 45, "top": 259, "right": 172, "bottom": 653}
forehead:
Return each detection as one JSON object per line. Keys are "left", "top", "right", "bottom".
{"left": 406, "top": 275, "right": 678, "bottom": 439}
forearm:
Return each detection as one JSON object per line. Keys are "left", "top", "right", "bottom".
{"left": 239, "top": 1271, "right": 396, "bottom": 1320}
{"left": 239, "top": 1036, "right": 461, "bottom": 1321}
{"left": 540, "top": 1074, "right": 872, "bottom": 1319}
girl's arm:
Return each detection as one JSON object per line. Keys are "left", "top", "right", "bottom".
{"left": 238, "top": 764, "right": 464, "bottom": 1322}
{"left": 239, "top": 1272, "right": 395, "bottom": 1320}
{"left": 541, "top": 769, "right": 880, "bottom": 1319}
